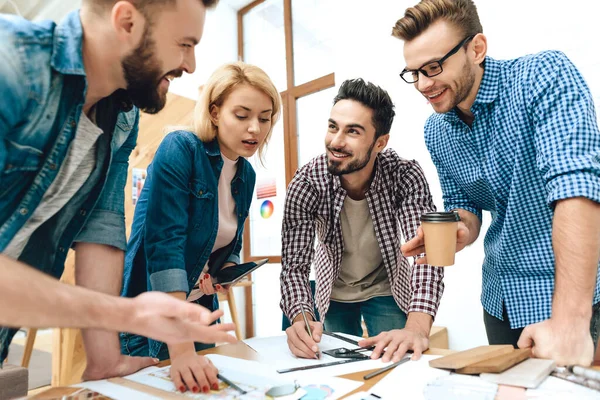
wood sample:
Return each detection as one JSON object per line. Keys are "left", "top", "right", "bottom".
{"left": 429, "top": 345, "right": 514, "bottom": 370}
{"left": 456, "top": 348, "right": 531, "bottom": 374}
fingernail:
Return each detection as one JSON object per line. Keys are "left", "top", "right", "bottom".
{"left": 203, "top": 386, "right": 209, "bottom": 393}
{"left": 153, "top": 358, "right": 159, "bottom": 363}
{"left": 192, "top": 386, "right": 198, "bottom": 393}
{"left": 212, "top": 383, "right": 219, "bottom": 390}
{"left": 312, "top": 346, "right": 318, "bottom": 352}
{"left": 180, "top": 386, "right": 186, "bottom": 392}
{"left": 204, "top": 274, "right": 209, "bottom": 279}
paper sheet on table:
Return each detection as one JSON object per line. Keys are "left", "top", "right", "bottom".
{"left": 243, "top": 333, "right": 393, "bottom": 379}
{"left": 526, "top": 375, "right": 600, "bottom": 399}
{"left": 123, "top": 354, "right": 360, "bottom": 400}
{"left": 74, "top": 377, "right": 161, "bottom": 400}
{"left": 368, "top": 355, "right": 453, "bottom": 399}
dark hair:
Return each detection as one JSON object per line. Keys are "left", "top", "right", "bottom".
{"left": 333, "top": 78, "right": 395, "bottom": 138}
{"left": 392, "top": 0, "right": 482, "bottom": 41}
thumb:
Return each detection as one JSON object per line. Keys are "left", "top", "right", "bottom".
{"left": 517, "top": 326, "right": 534, "bottom": 350}
{"left": 311, "top": 322, "right": 323, "bottom": 342}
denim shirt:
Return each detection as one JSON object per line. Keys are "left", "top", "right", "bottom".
{"left": 0, "top": 11, "right": 138, "bottom": 360}
{"left": 120, "top": 131, "right": 255, "bottom": 357}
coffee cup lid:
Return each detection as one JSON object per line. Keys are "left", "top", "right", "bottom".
{"left": 420, "top": 211, "right": 461, "bottom": 222}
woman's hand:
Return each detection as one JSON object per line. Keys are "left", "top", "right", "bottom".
{"left": 200, "top": 262, "right": 236, "bottom": 295}
{"left": 170, "top": 350, "right": 219, "bottom": 393}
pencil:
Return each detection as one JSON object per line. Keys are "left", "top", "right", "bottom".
{"left": 217, "top": 373, "right": 247, "bottom": 394}
{"left": 363, "top": 357, "right": 411, "bottom": 380}
{"left": 299, "top": 306, "right": 319, "bottom": 359}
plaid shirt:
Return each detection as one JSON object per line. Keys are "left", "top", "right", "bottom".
{"left": 280, "top": 149, "right": 444, "bottom": 323}
{"left": 425, "top": 52, "right": 600, "bottom": 328}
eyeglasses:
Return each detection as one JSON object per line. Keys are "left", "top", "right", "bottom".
{"left": 400, "top": 35, "right": 475, "bottom": 83}
{"left": 265, "top": 381, "right": 301, "bottom": 397}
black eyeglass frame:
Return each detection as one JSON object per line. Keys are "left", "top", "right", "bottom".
{"left": 400, "top": 35, "right": 475, "bottom": 83}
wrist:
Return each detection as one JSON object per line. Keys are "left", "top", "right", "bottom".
{"left": 168, "top": 342, "right": 196, "bottom": 358}
{"left": 405, "top": 312, "right": 432, "bottom": 336}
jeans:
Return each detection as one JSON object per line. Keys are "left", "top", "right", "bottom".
{"left": 324, "top": 296, "right": 407, "bottom": 337}
{"left": 484, "top": 302, "right": 600, "bottom": 350}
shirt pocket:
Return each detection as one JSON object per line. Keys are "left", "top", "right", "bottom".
{"left": 0, "top": 140, "right": 43, "bottom": 199}
{"left": 188, "top": 179, "right": 215, "bottom": 230}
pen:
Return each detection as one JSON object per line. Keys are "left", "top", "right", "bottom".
{"left": 299, "top": 306, "right": 319, "bottom": 359}
{"left": 363, "top": 356, "right": 411, "bottom": 380}
{"left": 217, "top": 373, "right": 247, "bottom": 394}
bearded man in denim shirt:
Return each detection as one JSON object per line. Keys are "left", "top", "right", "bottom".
{"left": 0, "top": 0, "right": 237, "bottom": 380}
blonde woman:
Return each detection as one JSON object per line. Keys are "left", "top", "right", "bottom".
{"left": 119, "top": 62, "right": 281, "bottom": 393}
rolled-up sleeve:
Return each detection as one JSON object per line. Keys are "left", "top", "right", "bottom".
{"left": 75, "top": 112, "right": 139, "bottom": 250}
{"left": 280, "top": 173, "right": 318, "bottom": 322}
{"left": 144, "top": 132, "right": 196, "bottom": 293}
{"left": 397, "top": 161, "right": 445, "bottom": 318}
{"left": 528, "top": 51, "right": 600, "bottom": 207}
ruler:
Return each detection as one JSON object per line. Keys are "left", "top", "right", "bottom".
{"left": 277, "top": 358, "right": 365, "bottom": 374}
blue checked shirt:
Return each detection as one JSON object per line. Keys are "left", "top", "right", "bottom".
{"left": 425, "top": 51, "right": 600, "bottom": 329}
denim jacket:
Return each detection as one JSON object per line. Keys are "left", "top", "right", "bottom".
{"left": 0, "top": 11, "right": 138, "bottom": 360}
{"left": 120, "top": 130, "right": 255, "bottom": 358}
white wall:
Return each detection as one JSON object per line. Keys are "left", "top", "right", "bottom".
{"left": 250, "top": 0, "right": 600, "bottom": 349}
{"left": 168, "top": 2, "right": 239, "bottom": 100}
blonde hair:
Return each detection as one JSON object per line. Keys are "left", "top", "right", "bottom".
{"left": 193, "top": 61, "right": 281, "bottom": 161}
{"left": 392, "top": 0, "right": 482, "bottom": 41}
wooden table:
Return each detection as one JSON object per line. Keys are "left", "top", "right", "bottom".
{"left": 28, "top": 342, "right": 454, "bottom": 399}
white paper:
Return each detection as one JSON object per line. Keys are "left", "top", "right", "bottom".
{"left": 123, "top": 354, "right": 361, "bottom": 400}
{"left": 369, "top": 355, "right": 451, "bottom": 400}
{"left": 74, "top": 380, "right": 162, "bottom": 400}
{"left": 526, "top": 376, "right": 600, "bottom": 399}
{"left": 243, "top": 332, "right": 393, "bottom": 379}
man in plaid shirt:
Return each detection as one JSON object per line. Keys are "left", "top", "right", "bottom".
{"left": 280, "top": 79, "right": 444, "bottom": 363}
{"left": 396, "top": 0, "right": 600, "bottom": 366}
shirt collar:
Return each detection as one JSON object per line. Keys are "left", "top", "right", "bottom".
{"left": 473, "top": 56, "right": 501, "bottom": 105}
{"left": 330, "top": 153, "right": 383, "bottom": 194}
{"left": 51, "top": 10, "right": 86, "bottom": 76}
{"left": 205, "top": 138, "right": 248, "bottom": 183}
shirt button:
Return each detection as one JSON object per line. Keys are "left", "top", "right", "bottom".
{"left": 198, "top": 190, "right": 203, "bottom": 195}
{"left": 70, "top": 120, "right": 76, "bottom": 128}
{"left": 49, "top": 163, "right": 57, "bottom": 170}
{"left": 19, "top": 208, "right": 28, "bottom": 215}
{"left": 80, "top": 209, "right": 87, "bottom": 216}
{"left": 59, "top": 247, "right": 65, "bottom": 253}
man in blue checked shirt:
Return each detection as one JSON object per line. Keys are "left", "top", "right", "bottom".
{"left": 395, "top": 0, "right": 600, "bottom": 366}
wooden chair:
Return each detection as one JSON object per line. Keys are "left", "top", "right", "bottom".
{"left": 217, "top": 278, "right": 253, "bottom": 340}
{"left": 20, "top": 328, "right": 37, "bottom": 369}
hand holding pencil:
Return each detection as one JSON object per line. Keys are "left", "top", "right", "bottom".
{"left": 285, "top": 305, "right": 323, "bottom": 359}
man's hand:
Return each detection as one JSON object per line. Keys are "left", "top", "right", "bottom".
{"left": 358, "top": 327, "right": 429, "bottom": 363}
{"left": 170, "top": 351, "right": 219, "bottom": 394}
{"left": 401, "top": 222, "right": 470, "bottom": 265}
{"left": 517, "top": 318, "right": 594, "bottom": 366}
{"left": 127, "top": 292, "right": 237, "bottom": 345}
{"left": 285, "top": 320, "right": 323, "bottom": 359}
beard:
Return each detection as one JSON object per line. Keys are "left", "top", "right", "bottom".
{"left": 429, "top": 61, "right": 477, "bottom": 114}
{"left": 121, "top": 25, "right": 182, "bottom": 114}
{"left": 326, "top": 140, "right": 376, "bottom": 176}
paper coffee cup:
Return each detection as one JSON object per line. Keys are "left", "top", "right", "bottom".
{"left": 420, "top": 212, "right": 461, "bottom": 266}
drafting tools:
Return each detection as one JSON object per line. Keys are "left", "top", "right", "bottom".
{"left": 299, "top": 306, "right": 319, "bottom": 359}
{"left": 217, "top": 373, "right": 247, "bottom": 394}
{"left": 363, "top": 357, "right": 411, "bottom": 380}
{"left": 323, "top": 347, "right": 373, "bottom": 360}
{"left": 322, "top": 331, "right": 361, "bottom": 346}
{"left": 277, "top": 358, "right": 365, "bottom": 374}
